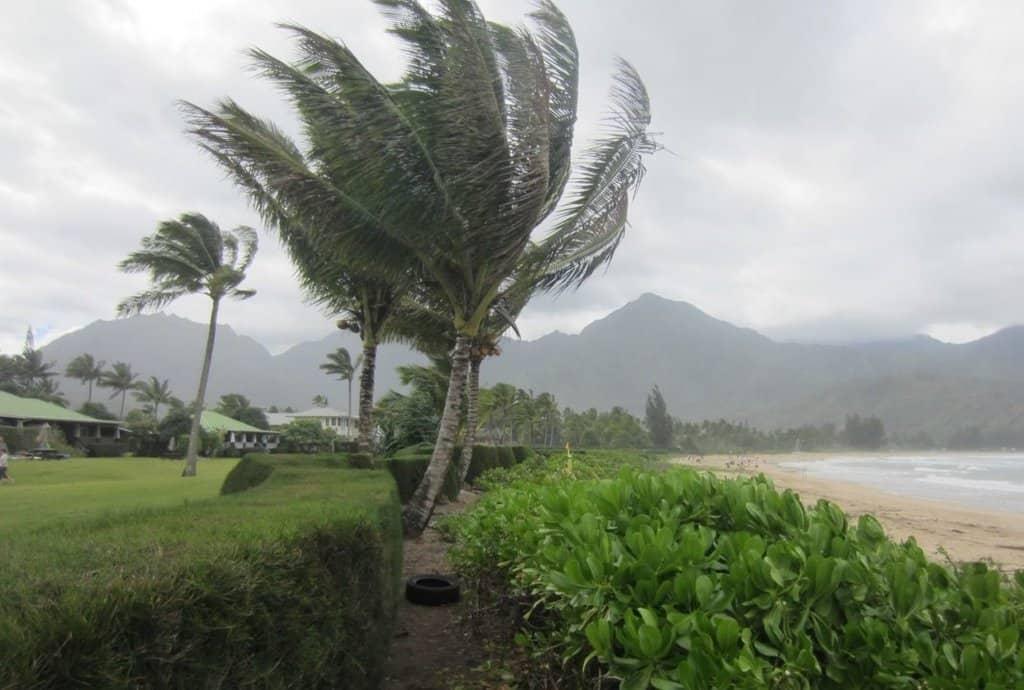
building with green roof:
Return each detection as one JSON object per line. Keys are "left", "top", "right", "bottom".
{"left": 200, "top": 410, "right": 280, "bottom": 451}
{"left": 0, "top": 390, "right": 123, "bottom": 450}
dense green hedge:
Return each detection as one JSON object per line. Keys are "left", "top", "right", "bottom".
{"left": 386, "top": 444, "right": 537, "bottom": 501}
{"left": 0, "top": 455, "right": 402, "bottom": 689}
{"left": 387, "top": 447, "right": 461, "bottom": 503}
{"left": 450, "top": 467, "right": 1024, "bottom": 689}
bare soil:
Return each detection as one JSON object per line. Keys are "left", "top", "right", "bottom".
{"left": 382, "top": 491, "right": 524, "bottom": 690}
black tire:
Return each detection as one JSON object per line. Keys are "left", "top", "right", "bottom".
{"left": 405, "top": 574, "right": 460, "bottom": 606}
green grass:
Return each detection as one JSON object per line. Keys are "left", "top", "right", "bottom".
{"left": 0, "top": 457, "right": 235, "bottom": 533}
{"left": 0, "top": 455, "right": 402, "bottom": 688}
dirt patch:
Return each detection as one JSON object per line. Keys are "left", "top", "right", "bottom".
{"left": 382, "top": 491, "right": 523, "bottom": 690}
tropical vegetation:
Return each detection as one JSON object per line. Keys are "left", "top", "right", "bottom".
{"left": 320, "top": 347, "right": 360, "bottom": 437}
{"left": 448, "top": 456, "right": 1024, "bottom": 689}
{"left": 98, "top": 361, "right": 139, "bottom": 419}
{"left": 184, "top": 0, "right": 658, "bottom": 534}
{"left": 132, "top": 375, "right": 175, "bottom": 421}
{"left": 64, "top": 353, "right": 105, "bottom": 403}
{"left": 117, "top": 212, "right": 258, "bottom": 476}
{"left": 0, "top": 455, "right": 400, "bottom": 689}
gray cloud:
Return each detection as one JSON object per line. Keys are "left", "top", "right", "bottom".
{"left": 2, "top": 0, "right": 1023, "bottom": 355}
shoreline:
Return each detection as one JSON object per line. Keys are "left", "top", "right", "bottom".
{"left": 670, "top": 453, "right": 1024, "bottom": 572}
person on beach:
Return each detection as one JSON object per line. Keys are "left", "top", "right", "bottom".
{"left": 0, "top": 439, "right": 12, "bottom": 484}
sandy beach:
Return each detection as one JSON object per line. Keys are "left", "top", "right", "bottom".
{"left": 671, "top": 453, "right": 1024, "bottom": 572}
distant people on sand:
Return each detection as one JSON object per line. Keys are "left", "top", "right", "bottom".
{"left": 0, "top": 439, "right": 12, "bottom": 484}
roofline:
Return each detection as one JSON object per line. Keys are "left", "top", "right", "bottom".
{"left": 0, "top": 414, "right": 121, "bottom": 426}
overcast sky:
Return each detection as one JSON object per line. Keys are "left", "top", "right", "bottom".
{"left": 2, "top": 0, "right": 1022, "bottom": 355}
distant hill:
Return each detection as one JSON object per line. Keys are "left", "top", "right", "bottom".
{"left": 41, "top": 314, "right": 425, "bottom": 413}
{"left": 481, "top": 294, "right": 1024, "bottom": 440}
{"left": 40, "top": 296, "right": 1024, "bottom": 440}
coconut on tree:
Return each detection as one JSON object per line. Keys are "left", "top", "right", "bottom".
{"left": 117, "top": 213, "right": 257, "bottom": 477}
{"left": 65, "top": 353, "right": 106, "bottom": 404}
{"left": 184, "top": 0, "right": 656, "bottom": 534}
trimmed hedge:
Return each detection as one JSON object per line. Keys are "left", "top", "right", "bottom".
{"left": 81, "top": 440, "right": 129, "bottom": 457}
{"left": 387, "top": 448, "right": 461, "bottom": 503}
{"left": 463, "top": 445, "right": 493, "bottom": 483}
{"left": 388, "top": 445, "right": 536, "bottom": 495}
{"left": 496, "top": 446, "right": 517, "bottom": 469}
{"left": 0, "top": 455, "right": 402, "bottom": 689}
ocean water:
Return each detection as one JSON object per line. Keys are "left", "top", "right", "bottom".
{"left": 780, "top": 454, "right": 1024, "bottom": 513}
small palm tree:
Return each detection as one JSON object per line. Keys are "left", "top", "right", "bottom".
{"left": 312, "top": 394, "right": 328, "bottom": 408}
{"left": 320, "top": 347, "right": 362, "bottom": 438}
{"left": 133, "top": 376, "right": 174, "bottom": 421}
{"left": 99, "top": 362, "right": 139, "bottom": 419}
{"left": 65, "top": 353, "right": 106, "bottom": 403}
{"left": 117, "top": 212, "right": 258, "bottom": 477}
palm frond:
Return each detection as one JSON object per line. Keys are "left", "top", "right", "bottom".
{"left": 529, "top": 59, "right": 657, "bottom": 292}
{"left": 117, "top": 287, "right": 191, "bottom": 317}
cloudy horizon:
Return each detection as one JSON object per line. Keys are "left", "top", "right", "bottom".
{"left": 3, "top": 0, "right": 1023, "bottom": 355}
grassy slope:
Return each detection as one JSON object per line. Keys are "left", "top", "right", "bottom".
{"left": 0, "top": 458, "right": 235, "bottom": 533}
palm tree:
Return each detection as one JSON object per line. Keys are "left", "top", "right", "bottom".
{"left": 65, "top": 354, "right": 106, "bottom": 403}
{"left": 184, "top": 0, "right": 656, "bottom": 534}
{"left": 23, "top": 377, "right": 68, "bottom": 407}
{"left": 320, "top": 347, "right": 362, "bottom": 438}
{"left": 312, "top": 394, "right": 329, "bottom": 408}
{"left": 18, "top": 348, "right": 57, "bottom": 391}
{"left": 99, "top": 362, "right": 139, "bottom": 419}
{"left": 133, "top": 376, "right": 174, "bottom": 421}
{"left": 117, "top": 212, "right": 258, "bottom": 477}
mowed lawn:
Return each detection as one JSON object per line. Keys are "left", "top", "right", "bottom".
{"left": 0, "top": 457, "right": 236, "bottom": 533}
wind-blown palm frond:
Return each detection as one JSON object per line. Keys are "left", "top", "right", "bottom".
{"left": 527, "top": 59, "right": 658, "bottom": 292}
{"left": 184, "top": 0, "right": 659, "bottom": 532}
{"left": 117, "top": 214, "right": 258, "bottom": 315}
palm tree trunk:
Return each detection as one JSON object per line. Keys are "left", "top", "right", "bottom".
{"left": 402, "top": 334, "right": 471, "bottom": 536}
{"left": 119, "top": 390, "right": 126, "bottom": 419}
{"left": 87, "top": 380, "right": 93, "bottom": 404}
{"left": 183, "top": 298, "right": 219, "bottom": 477}
{"left": 457, "top": 355, "right": 482, "bottom": 485}
{"left": 347, "top": 377, "right": 353, "bottom": 440}
{"left": 356, "top": 341, "right": 377, "bottom": 453}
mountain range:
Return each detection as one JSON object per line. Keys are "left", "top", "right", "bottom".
{"left": 39, "top": 294, "right": 1024, "bottom": 439}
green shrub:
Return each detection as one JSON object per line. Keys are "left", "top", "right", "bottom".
{"left": 496, "top": 446, "right": 516, "bottom": 469}
{"left": 511, "top": 445, "right": 531, "bottom": 462}
{"left": 81, "top": 440, "right": 128, "bottom": 457}
{"left": 387, "top": 449, "right": 461, "bottom": 503}
{"left": 0, "top": 457, "right": 402, "bottom": 689}
{"left": 220, "top": 455, "right": 275, "bottom": 494}
{"left": 393, "top": 442, "right": 434, "bottom": 458}
{"left": 387, "top": 456, "right": 427, "bottom": 503}
{"left": 348, "top": 452, "right": 374, "bottom": 469}
{"left": 465, "top": 445, "right": 499, "bottom": 483}
{"left": 450, "top": 468, "right": 1024, "bottom": 689}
